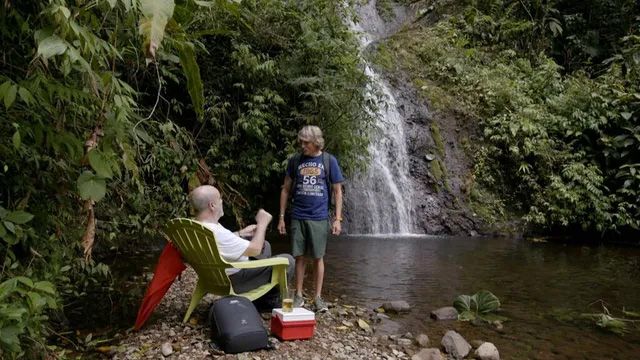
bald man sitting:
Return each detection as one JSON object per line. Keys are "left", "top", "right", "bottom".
{"left": 189, "top": 185, "right": 294, "bottom": 298}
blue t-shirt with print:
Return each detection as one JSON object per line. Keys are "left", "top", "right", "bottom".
{"left": 286, "top": 153, "right": 344, "bottom": 220}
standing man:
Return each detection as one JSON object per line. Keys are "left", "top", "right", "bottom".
{"left": 277, "top": 125, "right": 344, "bottom": 312}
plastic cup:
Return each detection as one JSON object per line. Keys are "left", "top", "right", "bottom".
{"left": 282, "top": 289, "right": 295, "bottom": 312}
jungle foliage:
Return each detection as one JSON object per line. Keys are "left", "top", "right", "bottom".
{"left": 0, "top": 0, "right": 373, "bottom": 356}
{"left": 378, "top": 0, "right": 640, "bottom": 236}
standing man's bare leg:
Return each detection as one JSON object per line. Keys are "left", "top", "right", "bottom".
{"left": 313, "top": 257, "right": 324, "bottom": 298}
{"left": 295, "top": 255, "right": 306, "bottom": 296}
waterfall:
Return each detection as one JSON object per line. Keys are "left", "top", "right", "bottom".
{"left": 344, "top": 3, "right": 418, "bottom": 235}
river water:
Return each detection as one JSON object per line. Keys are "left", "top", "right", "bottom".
{"left": 273, "top": 234, "right": 640, "bottom": 359}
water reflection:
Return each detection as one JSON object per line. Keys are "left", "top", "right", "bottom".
{"left": 308, "top": 235, "right": 640, "bottom": 359}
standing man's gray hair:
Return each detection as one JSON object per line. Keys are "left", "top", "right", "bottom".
{"left": 298, "top": 125, "right": 325, "bottom": 150}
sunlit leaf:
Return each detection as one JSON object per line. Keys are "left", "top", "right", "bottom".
{"left": 37, "top": 35, "right": 68, "bottom": 59}
{"left": 138, "top": 0, "right": 175, "bottom": 59}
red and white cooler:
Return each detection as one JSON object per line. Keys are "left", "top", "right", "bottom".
{"left": 270, "top": 307, "right": 316, "bottom": 341}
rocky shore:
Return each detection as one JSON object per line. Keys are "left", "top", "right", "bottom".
{"left": 107, "top": 268, "right": 499, "bottom": 360}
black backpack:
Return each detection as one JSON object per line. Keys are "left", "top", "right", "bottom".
{"left": 208, "top": 296, "right": 269, "bottom": 354}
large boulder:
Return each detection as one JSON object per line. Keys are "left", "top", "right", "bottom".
{"left": 430, "top": 306, "right": 459, "bottom": 320}
{"left": 475, "top": 342, "right": 500, "bottom": 360}
{"left": 440, "top": 330, "right": 471, "bottom": 359}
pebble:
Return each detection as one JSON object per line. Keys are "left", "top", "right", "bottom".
{"left": 161, "top": 342, "right": 173, "bottom": 356}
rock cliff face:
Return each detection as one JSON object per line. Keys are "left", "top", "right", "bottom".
{"left": 346, "top": 0, "right": 481, "bottom": 235}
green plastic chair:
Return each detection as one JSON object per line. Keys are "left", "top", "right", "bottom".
{"left": 164, "top": 218, "right": 289, "bottom": 322}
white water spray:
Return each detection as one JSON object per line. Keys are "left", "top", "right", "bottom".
{"left": 344, "top": 3, "right": 418, "bottom": 235}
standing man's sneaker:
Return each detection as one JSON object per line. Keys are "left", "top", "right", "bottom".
{"left": 293, "top": 294, "right": 305, "bottom": 308}
{"left": 314, "top": 296, "right": 328, "bottom": 312}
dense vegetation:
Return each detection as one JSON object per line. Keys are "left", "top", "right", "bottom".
{"left": 0, "top": 0, "right": 373, "bottom": 357}
{"left": 1, "top": 0, "right": 638, "bottom": 356}
{"left": 377, "top": 0, "right": 639, "bottom": 236}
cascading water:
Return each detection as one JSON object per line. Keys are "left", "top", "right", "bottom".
{"left": 344, "top": 2, "right": 418, "bottom": 235}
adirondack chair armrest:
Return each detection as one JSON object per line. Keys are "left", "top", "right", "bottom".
{"left": 228, "top": 257, "right": 289, "bottom": 269}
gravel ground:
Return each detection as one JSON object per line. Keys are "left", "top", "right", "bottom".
{"left": 109, "top": 268, "right": 434, "bottom": 360}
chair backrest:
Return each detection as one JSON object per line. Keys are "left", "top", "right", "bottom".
{"left": 164, "top": 218, "right": 234, "bottom": 295}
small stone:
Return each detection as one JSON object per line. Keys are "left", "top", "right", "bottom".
{"left": 382, "top": 301, "right": 411, "bottom": 313}
{"left": 397, "top": 338, "right": 412, "bottom": 346}
{"left": 430, "top": 307, "right": 458, "bottom": 321}
{"left": 441, "top": 330, "right": 471, "bottom": 359}
{"left": 403, "top": 332, "right": 413, "bottom": 339}
{"left": 425, "top": 154, "right": 435, "bottom": 161}
{"left": 475, "top": 342, "right": 500, "bottom": 360}
{"left": 161, "top": 342, "right": 173, "bottom": 357}
{"left": 358, "top": 319, "right": 372, "bottom": 332}
{"left": 169, "top": 329, "right": 176, "bottom": 337}
{"left": 415, "top": 334, "right": 429, "bottom": 347}
{"left": 412, "top": 348, "right": 444, "bottom": 360}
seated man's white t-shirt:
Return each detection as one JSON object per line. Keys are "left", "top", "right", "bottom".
{"left": 201, "top": 222, "right": 249, "bottom": 275}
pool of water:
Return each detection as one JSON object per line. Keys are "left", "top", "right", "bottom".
{"left": 273, "top": 234, "right": 640, "bottom": 359}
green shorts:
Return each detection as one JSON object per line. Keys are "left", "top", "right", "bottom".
{"left": 290, "top": 219, "right": 329, "bottom": 259}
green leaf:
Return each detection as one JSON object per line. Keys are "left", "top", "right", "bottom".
{"left": 5, "top": 211, "right": 34, "bottom": 224}
{"left": 106, "top": 0, "right": 117, "bottom": 8}
{"left": 37, "top": 35, "right": 68, "bottom": 59}
{"left": 139, "top": 0, "right": 175, "bottom": 59}
{"left": 454, "top": 290, "right": 501, "bottom": 317}
{"left": 3, "top": 221, "right": 15, "bottom": 234}
{"left": 0, "top": 306, "right": 27, "bottom": 321}
{"left": 12, "top": 131, "right": 21, "bottom": 149}
{"left": 15, "top": 276, "right": 33, "bottom": 288}
{"left": 453, "top": 294, "right": 475, "bottom": 313}
{"left": 0, "top": 80, "right": 11, "bottom": 96}
{"left": 475, "top": 290, "right": 501, "bottom": 314}
{"left": 4, "top": 84, "right": 17, "bottom": 109}
{"left": 33, "top": 281, "right": 56, "bottom": 295}
{"left": 621, "top": 112, "right": 632, "bottom": 120}
{"left": 0, "top": 325, "right": 23, "bottom": 353}
{"left": 18, "top": 87, "right": 34, "bottom": 105}
{"left": 77, "top": 171, "right": 107, "bottom": 202}
{"left": 28, "top": 291, "right": 47, "bottom": 310}
{"left": 88, "top": 151, "right": 113, "bottom": 179}
{"left": 177, "top": 42, "right": 204, "bottom": 118}
{"left": 58, "top": 5, "right": 71, "bottom": 18}
{"left": 458, "top": 310, "right": 476, "bottom": 321}
{"left": 120, "top": 0, "right": 132, "bottom": 11}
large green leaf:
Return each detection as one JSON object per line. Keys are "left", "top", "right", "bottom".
{"left": 0, "top": 325, "right": 23, "bottom": 353}
{"left": 33, "top": 281, "right": 56, "bottom": 296}
{"left": 177, "top": 41, "right": 204, "bottom": 118}
{"left": 88, "top": 150, "right": 113, "bottom": 179}
{"left": 36, "top": 35, "right": 68, "bottom": 59}
{"left": 453, "top": 290, "right": 501, "bottom": 321}
{"left": 5, "top": 211, "right": 34, "bottom": 225}
{"left": 475, "top": 290, "right": 501, "bottom": 314}
{"left": 453, "top": 294, "right": 476, "bottom": 314}
{"left": 77, "top": 171, "right": 107, "bottom": 202}
{"left": 139, "top": 0, "right": 175, "bottom": 59}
